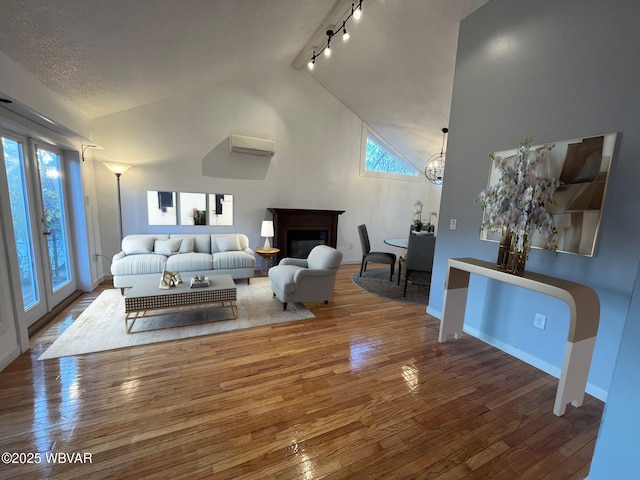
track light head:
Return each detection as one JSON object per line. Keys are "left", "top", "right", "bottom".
{"left": 354, "top": 1, "right": 362, "bottom": 19}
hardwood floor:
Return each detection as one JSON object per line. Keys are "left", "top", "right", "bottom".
{"left": 0, "top": 264, "right": 603, "bottom": 479}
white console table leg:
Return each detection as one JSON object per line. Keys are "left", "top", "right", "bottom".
{"left": 554, "top": 336, "right": 597, "bottom": 416}
{"left": 439, "top": 287, "right": 468, "bottom": 342}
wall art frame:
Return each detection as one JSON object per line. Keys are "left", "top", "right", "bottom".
{"left": 146, "top": 191, "right": 234, "bottom": 226}
{"left": 480, "top": 132, "right": 617, "bottom": 256}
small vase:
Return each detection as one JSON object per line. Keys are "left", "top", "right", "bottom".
{"left": 506, "top": 239, "right": 528, "bottom": 276}
{"left": 414, "top": 224, "right": 423, "bottom": 232}
{"left": 497, "top": 228, "right": 511, "bottom": 270}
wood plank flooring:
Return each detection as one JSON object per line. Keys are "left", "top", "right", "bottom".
{"left": 0, "top": 264, "right": 603, "bottom": 479}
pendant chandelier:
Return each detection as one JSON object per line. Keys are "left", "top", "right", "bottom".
{"left": 425, "top": 127, "right": 448, "bottom": 185}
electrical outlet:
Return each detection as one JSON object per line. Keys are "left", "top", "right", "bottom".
{"left": 534, "top": 313, "right": 547, "bottom": 330}
{"left": 449, "top": 218, "right": 457, "bottom": 230}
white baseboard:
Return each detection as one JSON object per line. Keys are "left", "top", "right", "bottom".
{"left": 462, "top": 325, "right": 607, "bottom": 402}
{"left": 0, "top": 345, "right": 21, "bottom": 373}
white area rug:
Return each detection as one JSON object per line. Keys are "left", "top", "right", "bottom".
{"left": 38, "top": 278, "right": 314, "bottom": 360}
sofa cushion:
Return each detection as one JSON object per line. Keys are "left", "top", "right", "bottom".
{"left": 154, "top": 238, "right": 182, "bottom": 256}
{"left": 213, "top": 251, "right": 256, "bottom": 270}
{"left": 216, "top": 234, "right": 241, "bottom": 252}
{"left": 179, "top": 237, "right": 195, "bottom": 253}
{"left": 122, "top": 236, "right": 156, "bottom": 255}
{"left": 111, "top": 254, "right": 167, "bottom": 275}
{"left": 169, "top": 235, "right": 195, "bottom": 253}
{"left": 192, "top": 234, "right": 212, "bottom": 253}
{"left": 166, "top": 252, "right": 213, "bottom": 272}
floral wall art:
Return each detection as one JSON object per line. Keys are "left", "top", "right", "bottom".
{"left": 479, "top": 133, "right": 617, "bottom": 256}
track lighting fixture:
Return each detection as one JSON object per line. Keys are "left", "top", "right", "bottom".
{"left": 306, "top": 0, "right": 366, "bottom": 70}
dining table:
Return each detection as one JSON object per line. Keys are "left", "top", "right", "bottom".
{"left": 383, "top": 238, "right": 408, "bottom": 249}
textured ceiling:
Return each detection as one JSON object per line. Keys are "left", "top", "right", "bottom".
{"left": 0, "top": 0, "right": 489, "bottom": 166}
{"left": 0, "top": 0, "right": 334, "bottom": 119}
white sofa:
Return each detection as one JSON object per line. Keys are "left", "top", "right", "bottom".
{"left": 111, "top": 233, "right": 256, "bottom": 290}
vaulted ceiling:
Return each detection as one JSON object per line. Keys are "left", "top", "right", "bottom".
{"left": 0, "top": 0, "right": 489, "bottom": 168}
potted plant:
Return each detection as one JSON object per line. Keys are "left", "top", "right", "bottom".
{"left": 413, "top": 200, "right": 424, "bottom": 231}
{"left": 425, "top": 211, "right": 437, "bottom": 233}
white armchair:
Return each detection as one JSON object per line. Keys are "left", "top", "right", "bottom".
{"left": 268, "top": 245, "right": 343, "bottom": 310}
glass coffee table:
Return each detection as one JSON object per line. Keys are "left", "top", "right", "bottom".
{"left": 124, "top": 274, "right": 237, "bottom": 334}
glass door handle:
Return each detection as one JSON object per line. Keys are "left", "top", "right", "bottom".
{"left": 43, "top": 230, "right": 52, "bottom": 236}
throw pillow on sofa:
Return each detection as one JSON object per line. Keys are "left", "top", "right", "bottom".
{"left": 154, "top": 238, "right": 183, "bottom": 256}
{"left": 178, "top": 236, "right": 195, "bottom": 253}
{"left": 216, "top": 235, "right": 241, "bottom": 252}
{"left": 122, "top": 236, "right": 156, "bottom": 255}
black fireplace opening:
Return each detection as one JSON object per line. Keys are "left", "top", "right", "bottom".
{"left": 288, "top": 230, "right": 329, "bottom": 258}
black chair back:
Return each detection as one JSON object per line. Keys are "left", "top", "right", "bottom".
{"left": 358, "top": 224, "right": 371, "bottom": 255}
{"left": 405, "top": 234, "right": 436, "bottom": 273}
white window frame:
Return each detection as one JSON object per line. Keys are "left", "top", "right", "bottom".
{"left": 359, "top": 124, "right": 420, "bottom": 182}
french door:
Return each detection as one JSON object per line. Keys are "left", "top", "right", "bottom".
{"left": 1, "top": 133, "right": 76, "bottom": 327}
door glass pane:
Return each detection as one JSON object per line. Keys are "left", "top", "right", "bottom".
{"left": 36, "top": 148, "right": 71, "bottom": 292}
{"left": 2, "top": 137, "right": 40, "bottom": 310}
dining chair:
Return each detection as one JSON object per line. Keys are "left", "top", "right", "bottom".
{"left": 403, "top": 233, "right": 436, "bottom": 296}
{"left": 358, "top": 224, "right": 397, "bottom": 281}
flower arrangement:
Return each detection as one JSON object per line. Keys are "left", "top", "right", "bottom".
{"left": 413, "top": 200, "right": 438, "bottom": 232}
{"left": 413, "top": 200, "right": 424, "bottom": 229}
{"left": 477, "top": 136, "right": 559, "bottom": 254}
{"left": 426, "top": 211, "right": 438, "bottom": 228}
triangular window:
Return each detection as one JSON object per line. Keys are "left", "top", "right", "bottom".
{"left": 360, "top": 126, "right": 419, "bottom": 180}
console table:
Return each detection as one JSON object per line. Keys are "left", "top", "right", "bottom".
{"left": 439, "top": 257, "right": 599, "bottom": 416}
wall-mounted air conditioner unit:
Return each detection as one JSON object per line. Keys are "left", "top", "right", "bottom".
{"left": 229, "top": 134, "right": 275, "bottom": 157}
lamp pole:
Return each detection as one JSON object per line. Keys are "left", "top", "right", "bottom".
{"left": 115, "top": 172, "right": 123, "bottom": 241}
{"left": 103, "top": 163, "right": 132, "bottom": 242}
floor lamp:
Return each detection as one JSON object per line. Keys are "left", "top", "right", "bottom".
{"left": 103, "top": 163, "right": 132, "bottom": 241}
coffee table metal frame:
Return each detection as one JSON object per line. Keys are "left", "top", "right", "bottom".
{"left": 124, "top": 274, "right": 237, "bottom": 334}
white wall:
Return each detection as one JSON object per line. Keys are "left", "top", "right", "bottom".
{"left": 431, "top": 0, "right": 640, "bottom": 404}
{"left": 90, "top": 63, "right": 440, "bottom": 264}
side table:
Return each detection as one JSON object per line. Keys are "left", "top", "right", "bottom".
{"left": 255, "top": 248, "right": 280, "bottom": 274}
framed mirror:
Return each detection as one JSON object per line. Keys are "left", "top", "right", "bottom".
{"left": 147, "top": 190, "right": 177, "bottom": 225}
{"left": 209, "top": 194, "right": 233, "bottom": 226}
{"left": 179, "top": 192, "right": 207, "bottom": 225}
{"left": 480, "top": 133, "right": 617, "bottom": 256}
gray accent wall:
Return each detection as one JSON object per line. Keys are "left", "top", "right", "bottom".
{"left": 430, "top": 0, "right": 640, "bottom": 475}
